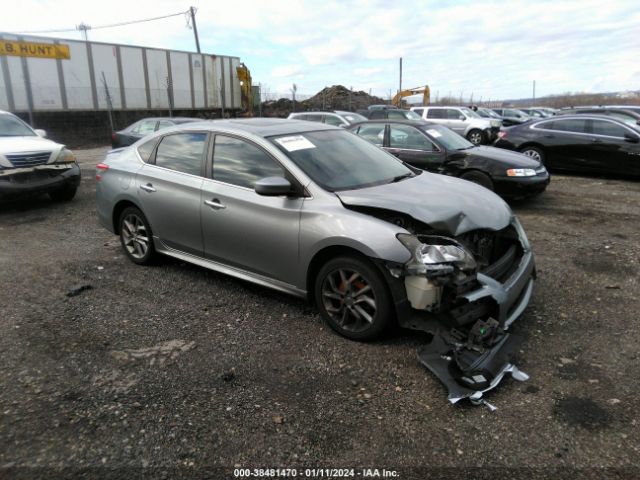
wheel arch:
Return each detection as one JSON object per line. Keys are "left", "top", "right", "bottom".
{"left": 112, "top": 199, "right": 142, "bottom": 234}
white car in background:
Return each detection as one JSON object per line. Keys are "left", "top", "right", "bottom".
{"left": 410, "top": 106, "right": 501, "bottom": 145}
{"left": 0, "top": 111, "right": 80, "bottom": 201}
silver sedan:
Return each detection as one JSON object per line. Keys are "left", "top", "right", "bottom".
{"left": 96, "top": 118, "right": 536, "bottom": 403}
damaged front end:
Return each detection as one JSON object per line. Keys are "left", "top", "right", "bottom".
{"left": 384, "top": 216, "right": 535, "bottom": 408}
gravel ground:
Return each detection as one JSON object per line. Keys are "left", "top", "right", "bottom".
{"left": 1, "top": 147, "right": 639, "bottom": 479}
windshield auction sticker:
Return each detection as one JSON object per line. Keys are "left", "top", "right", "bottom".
{"left": 275, "top": 136, "right": 316, "bottom": 152}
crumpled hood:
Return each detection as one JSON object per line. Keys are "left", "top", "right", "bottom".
{"left": 336, "top": 172, "right": 512, "bottom": 236}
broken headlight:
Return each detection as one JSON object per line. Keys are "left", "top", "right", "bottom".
{"left": 397, "top": 233, "right": 477, "bottom": 276}
{"left": 506, "top": 168, "right": 536, "bottom": 177}
{"left": 55, "top": 148, "right": 76, "bottom": 163}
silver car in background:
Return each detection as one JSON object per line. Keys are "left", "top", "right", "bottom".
{"left": 96, "top": 118, "right": 535, "bottom": 402}
{"left": 410, "top": 106, "right": 502, "bottom": 145}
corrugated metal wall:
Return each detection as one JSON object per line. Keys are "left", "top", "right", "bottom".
{"left": 0, "top": 33, "right": 243, "bottom": 112}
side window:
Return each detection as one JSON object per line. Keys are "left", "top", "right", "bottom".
{"left": 323, "top": 115, "right": 344, "bottom": 126}
{"left": 355, "top": 124, "right": 386, "bottom": 146}
{"left": 447, "top": 109, "right": 463, "bottom": 120}
{"left": 387, "top": 110, "right": 406, "bottom": 120}
{"left": 137, "top": 120, "right": 158, "bottom": 135}
{"left": 154, "top": 132, "right": 207, "bottom": 176}
{"left": 290, "top": 114, "right": 307, "bottom": 121}
{"left": 550, "top": 119, "right": 588, "bottom": 133}
{"left": 389, "top": 125, "right": 435, "bottom": 151}
{"left": 137, "top": 138, "right": 158, "bottom": 162}
{"left": 413, "top": 108, "right": 424, "bottom": 116}
{"left": 213, "top": 135, "right": 285, "bottom": 189}
{"left": 591, "top": 120, "right": 627, "bottom": 138}
{"left": 427, "top": 109, "right": 446, "bottom": 119}
{"left": 369, "top": 110, "right": 385, "bottom": 119}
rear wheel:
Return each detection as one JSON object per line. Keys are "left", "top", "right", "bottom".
{"left": 520, "top": 146, "right": 545, "bottom": 163}
{"left": 315, "top": 255, "right": 392, "bottom": 341}
{"left": 49, "top": 185, "right": 77, "bottom": 201}
{"left": 119, "top": 206, "right": 155, "bottom": 265}
{"left": 466, "top": 129, "right": 485, "bottom": 145}
{"left": 460, "top": 170, "right": 494, "bottom": 191}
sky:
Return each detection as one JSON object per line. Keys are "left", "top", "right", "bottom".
{"left": 2, "top": 0, "right": 639, "bottom": 101}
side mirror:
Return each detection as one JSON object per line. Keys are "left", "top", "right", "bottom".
{"left": 254, "top": 176, "right": 293, "bottom": 196}
{"left": 459, "top": 115, "right": 466, "bottom": 121}
{"left": 35, "top": 129, "right": 47, "bottom": 137}
{"left": 624, "top": 133, "right": 640, "bottom": 143}
{"left": 340, "top": 123, "right": 349, "bottom": 128}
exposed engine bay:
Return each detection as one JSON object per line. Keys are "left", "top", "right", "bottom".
{"left": 349, "top": 205, "right": 535, "bottom": 409}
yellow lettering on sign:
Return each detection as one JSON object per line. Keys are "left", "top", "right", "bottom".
{"left": 0, "top": 41, "right": 70, "bottom": 60}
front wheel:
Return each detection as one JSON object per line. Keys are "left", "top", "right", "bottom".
{"left": 520, "top": 146, "right": 545, "bottom": 163}
{"left": 315, "top": 256, "right": 392, "bottom": 341}
{"left": 466, "top": 129, "right": 485, "bottom": 145}
{"left": 460, "top": 170, "right": 494, "bottom": 191}
{"left": 118, "top": 206, "right": 156, "bottom": 265}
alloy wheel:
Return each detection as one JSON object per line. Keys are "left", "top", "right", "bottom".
{"left": 522, "top": 149, "right": 542, "bottom": 161}
{"left": 468, "top": 131, "right": 483, "bottom": 145}
{"left": 321, "top": 268, "right": 377, "bottom": 333}
{"left": 121, "top": 213, "right": 150, "bottom": 260}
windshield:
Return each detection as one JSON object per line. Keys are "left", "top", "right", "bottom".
{"left": 420, "top": 124, "right": 474, "bottom": 150}
{"left": 460, "top": 107, "right": 480, "bottom": 118}
{"left": 0, "top": 115, "right": 37, "bottom": 137}
{"left": 270, "top": 129, "right": 414, "bottom": 191}
{"left": 342, "top": 113, "right": 368, "bottom": 123}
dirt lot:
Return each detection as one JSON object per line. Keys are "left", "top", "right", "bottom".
{"left": 1, "top": 147, "right": 639, "bottom": 479}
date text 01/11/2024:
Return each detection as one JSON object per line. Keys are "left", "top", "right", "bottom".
{"left": 233, "top": 468, "right": 399, "bottom": 477}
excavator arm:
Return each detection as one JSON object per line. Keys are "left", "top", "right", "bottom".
{"left": 392, "top": 85, "right": 430, "bottom": 107}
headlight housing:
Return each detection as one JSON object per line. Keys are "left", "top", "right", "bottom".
{"left": 506, "top": 168, "right": 536, "bottom": 177}
{"left": 55, "top": 148, "right": 76, "bottom": 163}
{"left": 397, "top": 233, "right": 477, "bottom": 276}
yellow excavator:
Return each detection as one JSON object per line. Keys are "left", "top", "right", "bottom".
{"left": 236, "top": 63, "right": 253, "bottom": 113}
{"left": 392, "top": 85, "right": 430, "bottom": 108}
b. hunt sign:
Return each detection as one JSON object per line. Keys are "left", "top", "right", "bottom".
{"left": 0, "top": 40, "right": 70, "bottom": 59}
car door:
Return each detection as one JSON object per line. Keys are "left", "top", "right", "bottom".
{"left": 201, "top": 134, "right": 304, "bottom": 284}
{"left": 445, "top": 108, "right": 467, "bottom": 134}
{"left": 589, "top": 119, "right": 638, "bottom": 175}
{"left": 536, "top": 118, "right": 591, "bottom": 171}
{"left": 386, "top": 124, "right": 445, "bottom": 171}
{"left": 135, "top": 131, "right": 208, "bottom": 256}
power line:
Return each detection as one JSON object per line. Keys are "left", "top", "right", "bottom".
{"left": 7, "top": 10, "right": 190, "bottom": 35}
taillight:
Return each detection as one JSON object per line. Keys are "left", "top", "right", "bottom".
{"left": 96, "top": 163, "right": 109, "bottom": 181}
{"left": 497, "top": 131, "right": 507, "bottom": 139}
{"left": 111, "top": 132, "right": 117, "bottom": 142}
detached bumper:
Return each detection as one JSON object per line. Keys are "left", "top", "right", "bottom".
{"left": 0, "top": 163, "right": 80, "bottom": 199}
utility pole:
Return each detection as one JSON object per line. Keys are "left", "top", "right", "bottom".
{"left": 532, "top": 80, "right": 536, "bottom": 105}
{"left": 189, "top": 6, "right": 201, "bottom": 53}
{"left": 349, "top": 86, "right": 352, "bottom": 111}
{"left": 398, "top": 57, "right": 402, "bottom": 107}
{"left": 76, "top": 22, "right": 91, "bottom": 41}
{"left": 290, "top": 83, "right": 297, "bottom": 112}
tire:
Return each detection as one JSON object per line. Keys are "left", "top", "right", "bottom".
{"left": 314, "top": 255, "right": 393, "bottom": 341}
{"left": 118, "top": 206, "right": 156, "bottom": 265}
{"left": 460, "top": 170, "right": 494, "bottom": 191}
{"left": 466, "top": 129, "right": 485, "bottom": 145}
{"left": 49, "top": 185, "right": 77, "bottom": 201}
{"left": 520, "top": 146, "right": 545, "bottom": 163}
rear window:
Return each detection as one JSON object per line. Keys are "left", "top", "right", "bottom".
{"left": 154, "top": 132, "right": 207, "bottom": 176}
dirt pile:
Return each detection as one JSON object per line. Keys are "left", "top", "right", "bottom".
{"left": 261, "top": 85, "right": 386, "bottom": 117}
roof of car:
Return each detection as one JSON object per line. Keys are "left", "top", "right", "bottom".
{"left": 347, "top": 119, "right": 432, "bottom": 128}
{"left": 181, "top": 118, "right": 338, "bottom": 136}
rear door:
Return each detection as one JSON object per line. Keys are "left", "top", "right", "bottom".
{"left": 386, "top": 124, "right": 445, "bottom": 171}
{"left": 535, "top": 118, "right": 591, "bottom": 170}
{"left": 200, "top": 135, "right": 303, "bottom": 284}
{"left": 135, "top": 131, "right": 208, "bottom": 255}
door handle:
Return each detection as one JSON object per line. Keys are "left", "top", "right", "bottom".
{"left": 139, "top": 183, "right": 156, "bottom": 192}
{"left": 590, "top": 138, "right": 602, "bottom": 143}
{"left": 204, "top": 198, "right": 226, "bottom": 210}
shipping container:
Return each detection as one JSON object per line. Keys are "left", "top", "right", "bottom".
{"left": 0, "top": 32, "right": 249, "bottom": 113}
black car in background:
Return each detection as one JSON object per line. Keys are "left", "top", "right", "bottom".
{"left": 493, "top": 114, "right": 640, "bottom": 176}
{"left": 348, "top": 120, "right": 549, "bottom": 198}
{"left": 492, "top": 108, "right": 532, "bottom": 126}
{"left": 559, "top": 107, "right": 640, "bottom": 128}
{"left": 111, "top": 117, "right": 201, "bottom": 148}
{"left": 356, "top": 109, "right": 423, "bottom": 121}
